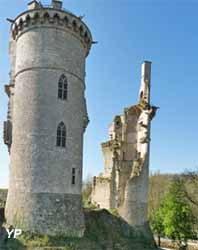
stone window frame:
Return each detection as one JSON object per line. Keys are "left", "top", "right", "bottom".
{"left": 58, "top": 74, "right": 68, "bottom": 100}
{"left": 56, "top": 121, "right": 66, "bottom": 147}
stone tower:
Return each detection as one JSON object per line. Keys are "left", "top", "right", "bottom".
{"left": 91, "top": 62, "right": 158, "bottom": 228}
{"left": 4, "top": 0, "right": 92, "bottom": 236}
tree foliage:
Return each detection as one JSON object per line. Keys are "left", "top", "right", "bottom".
{"left": 148, "top": 171, "right": 173, "bottom": 220}
{"left": 162, "top": 179, "right": 195, "bottom": 244}
{"left": 151, "top": 178, "right": 196, "bottom": 249}
{"left": 150, "top": 208, "right": 164, "bottom": 246}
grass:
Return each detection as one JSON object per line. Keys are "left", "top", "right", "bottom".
{"left": 2, "top": 209, "right": 157, "bottom": 250}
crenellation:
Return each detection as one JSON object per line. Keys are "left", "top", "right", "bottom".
{"left": 11, "top": 8, "right": 92, "bottom": 56}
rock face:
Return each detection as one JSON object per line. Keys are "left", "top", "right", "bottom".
{"left": 4, "top": 0, "right": 92, "bottom": 236}
{"left": 91, "top": 62, "right": 158, "bottom": 227}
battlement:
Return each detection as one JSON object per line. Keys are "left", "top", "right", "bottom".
{"left": 11, "top": 6, "right": 92, "bottom": 56}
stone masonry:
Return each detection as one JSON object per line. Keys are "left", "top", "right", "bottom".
{"left": 91, "top": 61, "right": 158, "bottom": 227}
{"left": 4, "top": 0, "right": 92, "bottom": 236}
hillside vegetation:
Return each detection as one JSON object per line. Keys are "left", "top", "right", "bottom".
{"left": 0, "top": 189, "right": 7, "bottom": 208}
{"left": 1, "top": 209, "right": 157, "bottom": 250}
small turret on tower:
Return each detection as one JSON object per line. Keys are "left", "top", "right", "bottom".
{"left": 51, "top": 0, "right": 62, "bottom": 10}
{"left": 28, "top": 1, "right": 41, "bottom": 10}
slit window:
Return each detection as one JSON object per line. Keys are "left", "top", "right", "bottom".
{"left": 72, "top": 168, "right": 76, "bottom": 184}
{"left": 123, "top": 152, "right": 125, "bottom": 160}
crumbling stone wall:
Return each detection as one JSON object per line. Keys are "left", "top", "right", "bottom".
{"left": 91, "top": 176, "right": 112, "bottom": 209}
{"left": 91, "top": 61, "right": 157, "bottom": 228}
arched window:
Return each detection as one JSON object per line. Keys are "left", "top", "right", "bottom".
{"left": 56, "top": 122, "right": 66, "bottom": 147}
{"left": 58, "top": 74, "right": 68, "bottom": 100}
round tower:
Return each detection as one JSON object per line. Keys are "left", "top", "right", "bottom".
{"left": 5, "top": 0, "right": 92, "bottom": 236}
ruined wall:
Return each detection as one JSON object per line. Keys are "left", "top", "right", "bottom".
{"left": 119, "top": 155, "right": 149, "bottom": 227}
{"left": 119, "top": 62, "right": 153, "bottom": 227}
{"left": 91, "top": 176, "right": 112, "bottom": 209}
{"left": 91, "top": 107, "right": 139, "bottom": 211}
{"left": 91, "top": 61, "right": 156, "bottom": 229}
{"left": 102, "top": 142, "right": 114, "bottom": 177}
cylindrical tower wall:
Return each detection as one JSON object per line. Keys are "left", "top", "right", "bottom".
{"left": 5, "top": 6, "right": 92, "bottom": 236}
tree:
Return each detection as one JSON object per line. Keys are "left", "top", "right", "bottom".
{"left": 150, "top": 208, "right": 164, "bottom": 246}
{"left": 181, "top": 169, "right": 198, "bottom": 207}
{"left": 160, "top": 178, "right": 195, "bottom": 249}
{"left": 148, "top": 171, "right": 173, "bottom": 220}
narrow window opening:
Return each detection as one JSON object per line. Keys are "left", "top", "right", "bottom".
{"left": 116, "top": 120, "right": 120, "bottom": 126}
{"left": 56, "top": 122, "right": 66, "bottom": 147}
{"left": 72, "top": 168, "right": 76, "bottom": 184}
{"left": 123, "top": 152, "right": 125, "bottom": 160}
{"left": 140, "top": 91, "right": 143, "bottom": 100}
{"left": 93, "top": 176, "right": 96, "bottom": 186}
{"left": 58, "top": 74, "right": 68, "bottom": 100}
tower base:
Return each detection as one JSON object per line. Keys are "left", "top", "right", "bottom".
{"left": 5, "top": 192, "right": 85, "bottom": 237}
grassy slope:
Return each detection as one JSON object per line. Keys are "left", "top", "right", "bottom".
{"left": 2, "top": 209, "right": 157, "bottom": 250}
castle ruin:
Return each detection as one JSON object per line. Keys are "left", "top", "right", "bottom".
{"left": 91, "top": 61, "right": 158, "bottom": 227}
{"left": 4, "top": 0, "right": 92, "bottom": 236}
{"left": 3, "top": 0, "right": 158, "bottom": 238}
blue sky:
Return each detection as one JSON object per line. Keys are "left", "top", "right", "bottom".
{"left": 0, "top": 0, "right": 198, "bottom": 188}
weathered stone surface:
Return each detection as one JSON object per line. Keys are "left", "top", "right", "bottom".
{"left": 1, "top": 208, "right": 157, "bottom": 250}
{"left": 4, "top": 0, "right": 92, "bottom": 236}
{"left": 6, "top": 193, "right": 84, "bottom": 236}
{"left": 91, "top": 62, "right": 157, "bottom": 228}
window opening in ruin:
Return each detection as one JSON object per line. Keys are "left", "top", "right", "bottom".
{"left": 123, "top": 152, "right": 125, "bottom": 160}
{"left": 140, "top": 91, "right": 143, "bottom": 100}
